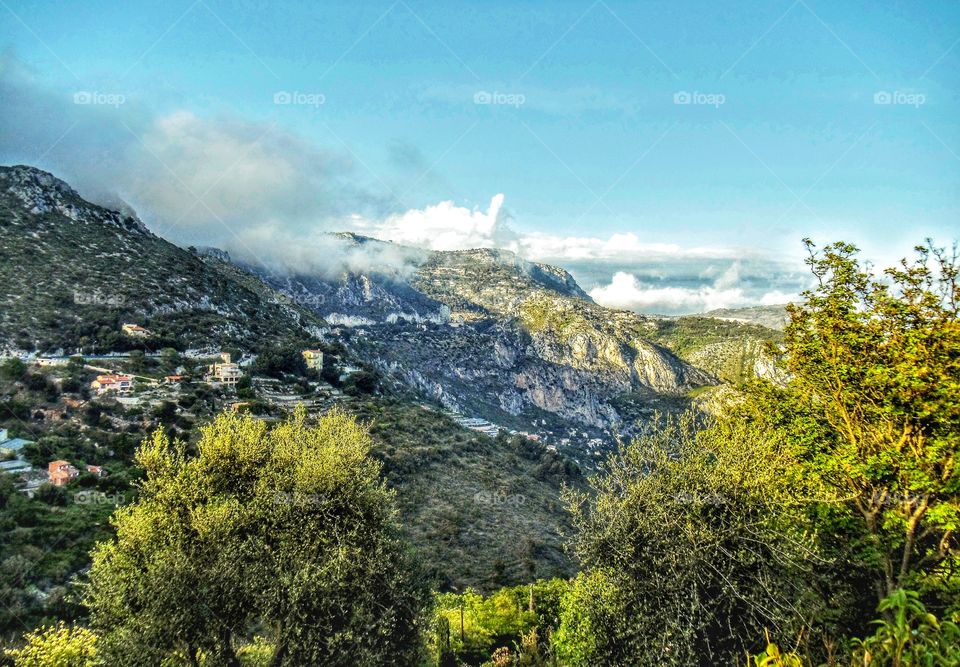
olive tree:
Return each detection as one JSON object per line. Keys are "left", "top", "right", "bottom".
{"left": 85, "top": 407, "right": 425, "bottom": 666}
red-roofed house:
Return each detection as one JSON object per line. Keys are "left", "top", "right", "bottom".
{"left": 48, "top": 460, "right": 79, "bottom": 486}
{"left": 91, "top": 374, "right": 133, "bottom": 395}
{"left": 122, "top": 323, "right": 152, "bottom": 338}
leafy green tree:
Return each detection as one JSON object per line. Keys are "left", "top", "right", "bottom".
{"left": 127, "top": 350, "right": 146, "bottom": 374}
{"left": 85, "top": 407, "right": 425, "bottom": 666}
{"left": 250, "top": 346, "right": 306, "bottom": 379}
{"left": 759, "top": 241, "right": 959, "bottom": 605}
{"left": 430, "top": 579, "right": 568, "bottom": 665}
{"left": 753, "top": 589, "right": 960, "bottom": 667}
{"left": 555, "top": 412, "right": 822, "bottom": 666}
{"left": 4, "top": 622, "right": 99, "bottom": 667}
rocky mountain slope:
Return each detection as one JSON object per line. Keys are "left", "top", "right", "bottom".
{"left": 245, "top": 237, "right": 781, "bottom": 440}
{"left": 0, "top": 166, "right": 326, "bottom": 354}
{"left": 0, "top": 165, "right": 783, "bottom": 448}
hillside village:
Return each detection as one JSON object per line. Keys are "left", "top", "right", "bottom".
{"left": 1, "top": 316, "right": 595, "bottom": 500}
{"left": 0, "top": 325, "right": 363, "bottom": 492}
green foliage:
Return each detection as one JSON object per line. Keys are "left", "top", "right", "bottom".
{"left": 852, "top": 589, "right": 960, "bottom": 667}
{"left": 0, "top": 358, "right": 26, "bottom": 382}
{"left": 753, "top": 589, "right": 960, "bottom": 667}
{"left": 85, "top": 407, "right": 426, "bottom": 666}
{"left": 555, "top": 411, "right": 823, "bottom": 666}
{"left": 748, "top": 638, "right": 805, "bottom": 667}
{"left": 429, "top": 579, "right": 568, "bottom": 665}
{"left": 349, "top": 399, "right": 580, "bottom": 590}
{"left": 4, "top": 622, "right": 99, "bottom": 667}
{"left": 249, "top": 345, "right": 307, "bottom": 379}
{"left": 758, "top": 240, "right": 959, "bottom": 604}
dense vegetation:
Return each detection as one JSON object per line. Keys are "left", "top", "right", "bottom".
{"left": 2, "top": 240, "right": 958, "bottom": 666}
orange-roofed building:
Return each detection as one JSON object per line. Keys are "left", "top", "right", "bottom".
{"left": 91, "top": 374, "right": 133, "bottom": 395}
{"left": 122, "top": 323, "right": 152, "bottom": 338}
{"left": 48, "top": 460, "right": 79, "bottom": 487}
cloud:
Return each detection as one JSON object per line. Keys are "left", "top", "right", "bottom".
{"left": 0, "top": 54, "right": 390, "bottom": 258}
{"left": 352, "top": 193, "right": 520, "bottom": 251}
{"left": 1, "top": 55, "right": 807, "bottom": 314}
{"left": 588, "top": 266, "right": 743, "bottom": 313}
{"left": 587, "top": 266, "right": 800, "bottom": 315}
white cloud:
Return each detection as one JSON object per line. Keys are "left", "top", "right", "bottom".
{"left": 759, "top": 289, "right": 800, "bottom": 305}
{"left": 350, "top": 194, "right": 807, "bottom": 314}
{"left": 354, "top": 193, "right": 754, "bottom": 264}
{"left": 588, "top": 267, "right": 752, "bottom": 314}
{"left": 354, "top": 193, "right": 517, "bottom": 251}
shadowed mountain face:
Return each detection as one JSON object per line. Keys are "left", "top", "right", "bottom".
{"left": 0, "top": 166, "right": 326, "bottom": 354}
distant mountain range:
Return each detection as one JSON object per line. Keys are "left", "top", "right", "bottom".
{"left": 0, "top": 165, "right": 784, "bottom": 446}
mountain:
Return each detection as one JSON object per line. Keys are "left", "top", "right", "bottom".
{"left": 0, "top": 166, "right": 326, "bottom": 354}
{"left": 243, "top": 237, "right": 780, "bottom": 446}
{"left": 646, "top": 315, "right": 784, "bottom": 384}
{"left": 0, "top": 164, "right": 783, "bottom": 450}
{"left": 0, "top": 167, "right": 581, "bottom": 590}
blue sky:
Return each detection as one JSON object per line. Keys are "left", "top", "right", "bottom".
{"left": 1, "top": 0, "right": 958, "bottom": 312}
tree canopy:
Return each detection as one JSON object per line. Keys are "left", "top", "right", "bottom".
{"left": 84, "top": 407, "right": 425, "bottom": 666}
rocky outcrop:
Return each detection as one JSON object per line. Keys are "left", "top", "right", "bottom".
{"left": 1, "top": 165, "right": 149, "bottom": 234}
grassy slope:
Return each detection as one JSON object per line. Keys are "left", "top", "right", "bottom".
{"left": 648, "top": 316, "right": 784, "bottom": 383}
{"left": 350, "top": 398, "right": 583, "bottom": 592}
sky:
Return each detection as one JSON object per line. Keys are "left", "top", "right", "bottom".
{"left": 1, "top": 0, "right": 958, "bottom": 314}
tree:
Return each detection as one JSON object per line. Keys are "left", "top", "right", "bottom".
{"left": 250, "top": 346, "right": 306, "bottom": 379}
{"left": 127, "top": 350, "right": 146, "bottom": 374}
{"left": 752, "top": 589, "right": 960, "bottom": 667}
{"left": 759, "top": 240, "right": 959, "bottom": 606}
{"left": 85, "top": 407, "right": 425, "bottom": 666}
{"left": 0, "top": 357, "right": 26, "bottom": 381}
{"left": 555, "top": 412, "right": 822, "bottom": 666}
{"left": 4, "top": 622, "right": 99, "bottom": 667}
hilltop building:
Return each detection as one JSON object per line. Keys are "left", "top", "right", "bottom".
{"left": 122, "top": 323, "right": 152, "bottom": 338}
{"left": 48, "top": 460, "right": 79, "bottom": 487}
